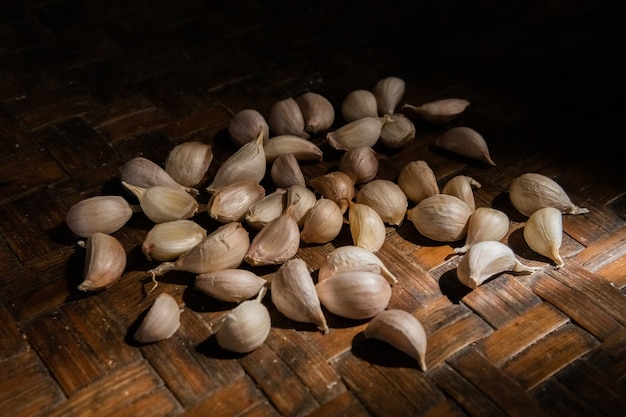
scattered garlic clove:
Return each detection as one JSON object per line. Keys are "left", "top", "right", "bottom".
{"left": 214, "top": 297, "right": 271, "bottom": 353}
{"left": 122, "top": 182, "right": 198, "bottom": 224}
{"left": 364, "top": 309, "right": 427, "bottom": 371}
{"left": 207, "top": 180, "right": 265, "bottom": 223}
{"left": 134, "top": 293, "right": 181, "bottom": 344}
{"left": 264, "top": 135, "right": 323, "bottom": 163}
{"left": 402, "top": 98, "right": 470, "bottom": 124}
{"left": 379, "top": 114, "right": 415, "bottom": 149}
{"left": 441, "top": 175, "right": 481, "bottom": 212}
{"left": 195, "top": 269, "right": 267, "bottom": 303}
{"left": 309, "top": 171, "right": 355, "bottom": 214}
{"left": 348, "top": 200, "right": 387, "bottom": 253}
{"left": 271, "top": 153, "right": 306, "bottom": 188}
{"left": 326, "top": 116, "right": 387, "bottom": 151}
{"left": 271, "top": 258, "right": 328, "bottom": 334}
{"left": 245, "top": 188, "right": 287, "bottom": 230}
{"left": 245, "top": 204, "right": 300, "bottom": 266}
{"left": 435, "top": 126, "right": 496, "bottom": 167}
{"left": 406, "top": 194, "right": 472, "bottom": 242}
{"left": 66, "top": 195, "right": 135, "bottom": 238}
{"left": 142, "top": 219, "right": 207, "bottom": 262}
{"left": 77, "top": 232, "right": 127, "bottom": 291}
{"left": 356, "top": 179, "right": 407, "bottom": 226}
{"left": 269, "top": 97, "right": 309, "bottom": 139}
{"left": 397, "top": 160, "right": 439, "bottom": 204}
{"left": 287, "top": 184, "right": 318, "bottom": 227}
{"left": 228, "top": 109, "right": 270, "bottom": 147}
{"left": 119, "top": 156, "right": 197, "bottom": 195}
{"left": 295, "top": 92, "right": 335, "bottom": 134}
{"left": 509, "top": 172, "right": 589, "bottom": 217}
{"left": 372, "top": 76, "right": 405, "bottom": 115}
{"left": 165, "top": 141, "right": 213, "bottom": 188}
{"left": 338, "top": 146, "right": 378, "bottom": 184}
{"left": 456, "top": 240, "right": 540, "bottom": 289}
{"left": 341, "top": 89, "right": 378, "bottom": 122}
{"left": 317, "top": 245, "right": 397, "bottom": 285}
{"left": 454, "top": 207, "right": 509, "bottom": 254}
{"left": 523, "top": 207, "right": 565, "bottom": 268}
{"left": 300, "top": 198, "right": 344, "bottom": 244}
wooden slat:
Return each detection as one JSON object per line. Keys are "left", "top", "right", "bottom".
{"left": 304, "top": 391, "right": 370, "bottom": 417}
{"left": 532, "top": 378, "right": 605, "bottom": 417}
{"left": 585, "top": 327, "right": 626, "bottom": 382}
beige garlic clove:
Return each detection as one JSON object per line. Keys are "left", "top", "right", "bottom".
{"left": 134, "top": 293, "right": 181, "bottom": 344}
{"left": 165, "top": 141, "right": 213, "bottom": 188}
{"left": 122, "top": 182, "right": 198, "bottom": 224}
{"left": 372, "top": 76, "right": 405, "bottom": 115}
{"left": 195, "top": 269, "right": 267, "bottom": 303}
{"left": 119, "top": 156, "right": 197, "bottom": 195}
{"left": 142, "top": 219, "right": 207, "bottom": 262}
{"left": 295, "top": 92, "right": 335, "bottom": 134}
{"left": 523, "top": 207, "right": 564, "bottom": 268}
{"left": 66, "top": 195, "right": 135, "bottom": 238}
{"left": 77, "top": 232, "right": 127, "bottom": 291}
{"left": 406, "top": 194, "right": 472, "bottom": 242}
{"left": 228, "top": 109, "right": 270, "bottom": 147}
{"left": 309, "top": 171, "right": 355, "bottom": 214}
{"left": 245, "top": 204, "right": 300, "bottom": 266}
{"left": 442, "top": 175, "right": 481, "bottom": 212}
{"left": 402, "top": 98, "right": 470, "bottom": 124}
{"left": 348, "top": 200, "right": 387, "bottom": 253}
{"left": 341, "top": 89, "right": 379, "bottom": 122}
{"left": 207, "top": 180, "right": 265, "bottom": 223}
{"left": 397, "top": 160, "right": 440, "bottom": 204}
{"left": 356, "top": 179, "right": 407, "bottom": 226}
{"left": 379, "top": 114, "right": 415, "bottom": 149}
{"left": 457, "top": 240, "right": 540, "bottom": 289}
{"left": 318, "top": 245, "right": 397, "bottom": 285}
{"left": 315, "top": 271, "right": 391, "bottom": 320}
{"left": 338, "top": 146, "right": 378, "bottom": 184}
{"left": 435, "top": 126, "right": 496, "bottom": 167}
{"left": 287, "top": 184, "right": 318, "bottom": 227}
{"left": 364, "top": 309, "right": 427, "bottom": 372}
{"left": 269, "top": 97, "right": 309, "bottom": 139}
{"left": 509, "top": 172, "right": 589, "bottom": 217}
{"left": 326, "top": 116, "right": 388, "bottom": 151}
{"left": 245, "top": 188, "right": 287, "bottom": 230}
{"left": 271, "top": 153, "right": 306, "bottom": 188}
{"left": 264, "top": 135, "right": 323, "bottom": 163}
{"left": 271, "top": 258, "right": 328, "bottom": 333}
{"left": 300, "top": 197, "right": 344, "bottom": 244}
{"left": 214, "top": 296, "right": 271, "bottom": 353}
{"left": 454, "top": 207, "right": 510, "bottom": 254}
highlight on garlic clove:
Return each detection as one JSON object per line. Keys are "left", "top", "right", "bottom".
{"left": 454, "top": 207, "right": 510, "bottom": 254}
{"left": 295, "top": 92, "right": 335, "bottom": 134}
{"left": 397, "top": 160, "right": 440, "bottom": 204}
{"left": 435, "top": 126, "right": 496, "bottom": 167}
{"left": 364, "top": 309, "right": 427, "bottom": 372}
{"left": 326, "top": 116, "right": 388, "bottom": 151}
{"left": 165, "top": 141, "right": 213, "bottom": 188}
{"left": 509, "top": 172, "right": 589, "bottom": 217}
{"left": 244, "top": 204, "right": 300, "bottom": 267}
{"left": 77, "top": 232, "right": 127, "bottom": 292}
{"left": 402, "top": 98, "right": 470, "bottom": 124}
{"left": 213, "top": 296, "right": 271, "bottom": 353}
{"left": 338, "top": 146, "right": 378, "bottom": 184}
{"left": 134, "top": 293, "right": 181, "bottom": 344}
{"left": 317, "top": 245, "right": 398, "bottom": 285}
{"left": 122, "top": 182, "right": 199, "bottom": 224}
{"left": 372, "top": 76, "right": 405, "bottom": 115}
{"left": 309, "top": 171, "right": 355, "bottom": 214}
{"left": 300, "top": 197, "right": 344, "bottom": 244}
{"left": 119, "top": 156, "right": 197, "bottom": 195}
{"left": 378, "top": 113, "right": 415, "bottom": 149}
{"left": 406, "top": 194, "right": 472, "bottom": 242}
{"left": 195, "top": 269, "right": 267, "bottom": 303}
{"left": 228, "top": 109, "right": 270, "bottom": 147}
{"left": 356, "top": 179, "right": 407, "bottom": 226}
{"left": 66, "top": 195, "right": 135, "bottom": 238}
{"left": 264, "top": 135, "right": 323, "bottom": 163}
{"left": 207, "top": 180, "right": 265, "bottom": 223}
{"left": 268, "top": 97, "right": 309, "bottom": 139}
{"left": 523, "top": 207, "right": 565, "bottom": 268}
{"left": 341, "top": 89, "right": 378, "bottom": 122}
{"left": 347, "top": 200, "right": 387, "bottom": 253}
{"left": 270, "top": 153, "right": 306, "bottom": 189}
{"left": 245, "top": 188, "right": 287, "bottom": 230}
{"left": 142, "top": 219, "right": 207, "bottom": 262}
{"left": 441, "top": 175, "right": 481, "bottom": 212}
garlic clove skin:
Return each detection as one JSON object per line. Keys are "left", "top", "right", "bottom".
{"left": 207, "top": 180, "right": 265, "bottom": 223}
{"left": 142, "top": 219, "right": 207, "bottom": 262}
{"left": 119, "top": 156, "right": 197, "bottom": 194}
{"left": 287, "top": 184, "right": 318, "bottom": 227}
{"left": 523, "top": 207, "right": 565, "bottom": 268}
{"left": 326, "top": 116, "right": 387, "bottom": 151}
{"left": 300, "top": 198, "right": 344, "bottom": 244}
{"left": 165, "top": 141, "right": 213, "bottom": 188}
{"left": 364, "top": 309, "right": 427, "bottom": 372}
{"left": 264, "top": 135, "right": 323, "bottom": 163}
{"left": 402, "top": 98, "right": 470, "bottom": 124}
{"left": 356, "top": 179, "right": 408, "bottom": 226}
{"left": 195, "top": 269, "right": 267, "bottom": 303}
{"left": 441, "top": 175, "right": 481, "bottom": 212}
{"left": 406, "top": 194, "right": 472, "bottom": 242}
{"left": 348, "top": 200, "right": 387, "bottom": 253}
{"left": 379, "top": 114, "right": 415, "bottom": 149}
{"left": 309, "top": 171, "right": 355, "bottom": 214}
{"left": 397, "top": 160, "right": 440, "bottom": 204}
{"left": 122, "top": 182, "right": 198, "bottom": 224}
{"left": 66, "top": 195, "right": 134, "bottom": 238}
{"left": 269, "top": 97, "right": 310, "bottom": 139}
{"left": 214, "top": 299, "right": 271, "bottom": 353}
{"left": 295, "top": 92, "right": 335, "bottom": 134}
{"left": 318, "top": 245, "right": 397, "bottom": 285}
{"left": 338, "top": 146, "right": 378, "bottom": 184}
{"left": 244, "top": 205, "right": 300, "bottom": 267}
{"left": 435, "top": 126, "right": 496, "bottom": 167}
{"left": 341, "top": 89, "right": 378, "bottom": 122}
{"left": 78, "top": 232, "right": 127, "bottom": 291}
{"left": 228, "top": 109, "right": 270, "bottom": 147}
{"left": 509, "top": 172, "right": 589, "bottom": 217}
{"left": 454, "top": 207, "right": 510, "bottom": 254}
{"left": 245, "top": 188, "right": 287, "bottom": 230}
{"left": 271, "top": 153, "right": 306, "bottom": 189}
{"left": 372, "top": 76, "right": 405, "bottom": 115}
{"left": 134, "top": 293, "right": 181, "bottom": 344}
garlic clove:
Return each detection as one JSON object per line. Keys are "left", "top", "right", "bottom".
{"left": 165, "top": 141, "right": 213, "bottom": 188}
{"left": 341, "top": 89, "right": 378, "bottom": 122}
{"left": 356, "top": 179, "right": 407, "bottom": 226}
{"left": 348, "top": 200, "right": 387, "bottom": 253}
{"left": 142, "top": 219, "right": 207, "bottom": 262}
{"left": 309, "top": 171, "right": 355, "bottom": 214}
{"left": 300, "top": 197, "right": 344, "bottom": 244}
{"left": 122, "top": 182, "right": 198, "bottom": 224}
{"left": 264, "top": 135, "right": 323, "bottom": 163}
{"left": 326, "top": 116, "right": 387, "bottom": 151}
{"left": 245, "top": 188, "right": 287, "bottom": 230}
{"left": 195, "top": 269, "right": 267, "bottom": 303}
{"left": 244, "top": 204, "right": 300, "bottom": 267}
{"left": 435, "top": 126, "right": 496, "bottom": 167}
{"left": 214, "top": 298, "right": 271, "bottom": 353}
{"left": 454, "top": 207, "right": 510, "bottom": 254}
{"left": 317, "top": 245, "right": 397, "bottom": 285}
{"left": 270, "top": 153, "right": 306, "bottom": 189}
{"left": 228, "top": 109, "right": 270, "bottom": 147}
{"left": 119, "top": 156, "right": 196, "bottom": 195}
{"left": 66, "top": 195, "right": 135, "bottom": 238}
{"left": 134, "top": 293, "right": 181, "bottom": 344}
{"left": 338, "top": 146, "right": 378, "bottom": 184}
{"left": 287, "top": 184, "right": 318, "bottom": 227}
{"left": 406, "top": 194, "right": 472, "bottom": 242}
{"left": 379, "top": 114, "right": 415, "bottom": 149}
{"left": 441, "top": 175, "right": 481, "bottom": 212}
{"left": 402, "top": 98, "right": 470, "bottom": 124}
{"left": 207, "top": 180, "right": 265, "bottom": 223}
{"left": 364, "top": 309, "right": 427, "bottom": 371}
{"left": 509, "top": 172, "right": 589, "bottom": 217}
{"left": 78, "top": 232, "right": 127, "bottom": 291}
{"left": 523, "top": 207, "right": 565, "bottom": 268}
{"left": 397, "top": 160, "right": 440, "bottom": 204}
{"left": 295, "top": 92, "right": 335, "bottom": 134}
{"left": 372, "top": 76, "right": 405, "bottom": 115}
{"left": 269, "top": 97, "right": 309, "bottom": 139}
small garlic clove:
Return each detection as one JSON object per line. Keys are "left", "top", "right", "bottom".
{"left": 244, "top": 204, "right": 300, "bottom": 266}
{"left": 348, "top": 200, "right": 387, "bottom": 253}
{"left": 509, "top": 172, "right": 589, "bottom": 217}
{"left": 142, "top": 219, "right": 207, "bottom": 262}
{"left": 66, "top": 195, "right": 135, "bottom": 238}
{"left": 78, "top": 232, "right": 127, "bottom": 291}
{"left": 326, "top": 116, "right": 387, "bottom": 151}
{"left": 338, "top": 146, "right": 378, "bottom": 184}
{"left": 287, "top": 184, "right": 318, "bottom": 227}
{"left": 402, "top": 98, "right": 470, "bottom": 124}
{"left": 120, "top": 156, "right": 196, "bottom": 195}
{"left": 271, "top": 258, "right": 328, "bottom": 333}
{"left": 318, "top": 245, "right": 398, "bottom": 285}
{"left": 228, "top": 109, "right": 270, "bottom": 147}
{"left": 356, "top": 179, "right": 407, "bottom": 226}
{"left": 245, "top": 188, "right": 287, "bottom": 230}
{"left": 165, "top": 141, "right": 213, "bottom": 188}
{"left": 207, "top": 180, "right": 265, "bottom": 223}
{"left": 435, "top": 126, "right": 496, "bottom": 167}
{"left": 397, "top": 160, "right": 440, "bottom": 204}
{"left": 309, "top": 171, "right": 355, "bottom": 214}
{"left": 441, "top": 175, "right": 481, "bottom": 212}
{"left": 271, "top": 153, "right": 306, "bottom": 189}
{"left": 122, "top": 182, "right": 198, "bottom": 224}
{"left": 264, "top": 135, "right": 323, "bottom": 163}
{"left": 341, "top": 89, "right": 378, "bottom": 122}
{"left": 364, "top": 309, "right": 427, "bottom": 372}
{"left": 454, "top": 207, "right": 510, "bottom": 254}
{"left": 406, "top": 194, "right": 472, "bottom": 242}
{"left": 295, "top": 92, "right": 335, "bottom": 134}
{"left": 523, "top": 207, "right": 565, "bottom": 268}
{"left": 372, "top": 76, "right": 405, "bottom": 115}
{"left": 300, "top": 197, "right": 344, "bottom": 244}
{"left": 214, "top": 298, "right": 271, "bottom": 353}
{"left": 379, "top": 114, "right": 415, "bottom": 149}
{"left": 195, "top": 269, "right": 267, "bottom": 303}
{"left": 268, "top": 97, "right": 309, "bottom": 139}
{"left": 134, "top": 293, "right": 181, "bottom": 344}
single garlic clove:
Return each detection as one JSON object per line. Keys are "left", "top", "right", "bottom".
{"left": 406, "top": 194, "right": 472, "bottom": 242}
{"left": 295, "top": 92, "right": 335, "bottom": 134}
{"left": 341, "top": 89, "right": 378, "bottom": 122}
{"left": 372, "top": 76, "right": 405, "bottom": 115}
{"left": 338, "top": 146, "right": 378, "bottom": 184}
{"left": 397, "top": 160, "right": 440, "bottom": 204}
{"left": 195, "top": 269, "right": 267, "bottom": 303}
{"left": 317, "top": 245, "right": 398, "bottom": 285}
{"left": 245, "top": 188, "right": 287, "bottom": 230}
{"left": 356, "top": 179, "right": 408, "bottom": 226}
{"left": 454, "top": 207, "right": 510, "bottom": 254}
{"left": 287, "top": 184, "right": 318, "bottom": 227}
{"left": 264, "top": 135, "right": 323, "bottom": 163}
{"left": 509, "top": 172, "right": 589, "bottom": 217}
{"left": 142, "top": 219, "right": 207, "bottom": 262}
{"left": 456, "top": 240, "right": 540, "bottom": 289}
{"left": 207, "top": 180, "right": 265, "bottom": 223}
{"left": 66, "top": 195, "right": 135, "bottom": 238}
{"left": 214, "top": 298, "right": 271, "bottom": 353}
{"left": 78, "top": 232, "right": 127, "bottom": 291}
{"left": 119, "top": 156, "right": 196, "bottom": 195}
{"left": 271, "top": 258, "right": 328, "bottom": 334}
{"left": 134, "top": 293, "right": 181, "bottom": 344}
{"left": 268, "top": 97, "right": 310, "bottom": 139}
{"left": 435, "top": 126, "right": 496, "bottom": 167}
{"left": 309, "top": 171, "right": 355, "bottom": 214}
{"left": 271, "top": 153, "right": 306, "bottom": 189}
{"left": 523, "top": 207, "right": 565, "bottom": 268}
{"left": 441, "top": 175, "right": 481, "bottom": 212}
{"left": 300, "top": 197, "right": 344, "bottom": 244}
{"left": 228, "top": 109, "right": 270, "bottom": 147}
{"left": 348, "top": 200, "right": 387, "bottom": 253}
{"left": 165, "top": 141, "right": 213, "bottom": 188}
{"left": 326, "top": 116, "right": 387, "bottom": 151}
{"left": 122, "top": 182, "right": 198, "bottom": 224}
{"left": 364, "top": 309, "right": 428, "bottom": 371}
{"left": 402, "top": 98, "right": 470, "bottom": 124}
{"left": 244, "top": 205, "right": 300, "bottom": 266}
{"left": 315, "top": 271, "right": 391, "bottom": 320}
{"left": 379, "top": 114, "right": 415, "bottom": 149}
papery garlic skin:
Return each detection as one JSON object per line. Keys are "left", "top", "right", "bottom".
{"left": 356, "top": 179, "right": 407, "bottom": 226}
{"left": 142, "top": 219, "right": 207, "bottom": 261}
{"left": 441, "top": 175, "right": 481, "bottom": 212}
{"left": 134, "top": 293, "right": 181, "bottom": 344}
{"left": 215, "top": 300, "right": 271, "bottom": 353}
{"left": 66, "top": 195, "right": 134, "bottom": 238}
{"left": 435, "top": 126, "right": 496, "bottom": 167}
{"left": 317, "top": 245, "right": 397, "bottom": 285}
{"left": 195, "top": 269, "right": 266, "bottom": 303}
{"left": 348, "top": 201, "right": 387, "bottom": 253}
{"left": 269, "top": 97, "right": 309, "bottom": 139}
{"left": 454, "top": 207, "right": 509, "bottom": 254}
{"left": 165, "top": 141, "right": 213, "bottom": 188}
{"left": 509, "top": 172, "right": 589, "bottom": 217}
{"left": 341, "top": 89, "right": 378, "bottom": 122}
{"left": 402, "top": 98, "right": 470, "bottom": 124}
{"left": 295, "top": 92, "right": 335, "bottom": 134}
{"left": 309, "top": 171, "right": 355, "bottom": 214}
{"left": 264, "top": 135, "right": 323, "bottom": 163}
{"left": 123, "top": 182, "right": 198, "bottom": 224}
{"left": 300, "top": 198, "right": 344, "bottom": 244}
{"left": 523, "top": 207, "right": 565, "bottom": 268}
{"left": 207, "top": 180, "right": 265, "bottom": 223}
{"left": 78, "top": 232, "right": 127, "bottom": 291}
{"left": 338, "top": 146, "right": 378, "bottom": 184}
{"left": 372, "top": 76, "right": 405, "bottom": 115}
{"left": 406, "top": 194, "right": 472, "bottom": 242}
{"left": 228, "top": 109, "right": 270, "bottom": 147}
{"left": 397, "top": 160, "right": 439, "bottom": 204}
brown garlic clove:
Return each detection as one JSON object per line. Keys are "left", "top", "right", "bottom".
{"left": 195, "top": 269, "right": 267, "bottom": 303}
{"left": 406, "top": 194, "right": 472, "bottom": 242}
{"left": 134, "top": 293, "right": 181, "bottom": 344}
{"left": 228, "top": 109, "right": 270, "bottom": 147}
{"left": 435, "top": 126, "right": 496, "bottom": 167}
{"left": 295, "top": 92, "right": 335, "bottom": 134}
{"left": 397, "top": 160, "right": 440, "bottom": 204}
{"left": 338, "top": 146, "right": 378, "bottom": 184}
{"left": 207, "top": 180, "right": 265, "bottom": 223}
{"left": 441, "top": 175, "right": 481, "bottom": 212}
{"left": 372, "top": 76, "right": 405, "bottom": 115}
{"left": 77, "top": 232, "right": 127, "bottom": 291}
{"left": 268, "top": 97, "right": 309, "bottom": 139}
{"left": 271, "top": 153, "right": 306, "bottom": 189}
{"left": 66, "top": 195, "right": 135, "bottom": 238}
{"left": 309, "top": 171, "right": 355, "bottom": 214}
{"left": 165, "top": 141, "right": 213, "bottom": 188}
{"left": 341, "top": 89, "right": 378, "bottom": 122}
{"left": 142, "top": 219, "right": 207, "bottom": 262}
{"left": 356, "top": 179, "right": 407, "bottom": 226}
{"left": 509, "top": 172, "right": 589, "bottom": 217}
{"left": 402, "top": 98, "right": 470, "bottom": 124}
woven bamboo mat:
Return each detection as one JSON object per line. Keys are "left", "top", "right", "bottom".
{"left": 1, "top": 1, "right": 625, "bottom": 416}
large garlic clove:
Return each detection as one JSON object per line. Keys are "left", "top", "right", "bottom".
{"left": 66, "top": 195, "right": 135, "bottom": 238}
{"left": 317, "top": 245, "right": 397, "bottom": 285}
{"left": 341, "top": 89, "right": 378, "bottom": 122}
{"left": 214, "top": 298, "right": 271, "bottom": 353}
{"left": 509, "top": 172, "right": 589, "bottom": 217}
{"left": 456, "top": 240, "right": 540, "bottom": 289}
{"left": 264, "top": 135, "right": 323, "bottom": 163}
{"left": 271, "top": 153, "right": 306, "bottom": 189}
{"left": 315, "top": 271, "right": 391, "bottom": 320}
{"left": 268, "top": 97, "right": 309, "bottom": 139}
{"left": 364, "top": 309, "right": 427, "bottom": 372}
{"left": 142, "top": 219, "right": 207, "bottom": 262}
{"left": 454, "top": 207, "right": 510, "bottom": 254}
{"left": 165, "top": 141, "right": 213, "bottom": 188}
{"left": 271, "top": 258, "right": 328, "bottom": 334}
{"left": 300, "top": 198, "right": 344, "bottom": 244}
{"left": 348, "top": 200, "right": 387, "bottom": 253}
{"left": 134, "top": 293, "right": 181, "bottom": 344}
{"left": 295, "top": 92, "right": 335, "bottom": 134}
{"left": 338, "top": 146, "right": 378, "bottom": 184}
{"left": 122, "top": 182, "right": 198, "bottom": 224}
{"left": 356, "top": 179, "right": 407, "bottom": 226}
{"left": 77, "top": 232, "right": 127, "bottom": 291}
{"left": 287, "top": 184, "right": 318, "bottom": 227}
{"left": 372, "top": 76, "right": 405, "bottom": 115}
{"left": 441, "top": 175, "right": 481, "bottom": 212}
{"left": 523, "top": 207, "right": 565, "bottom": 268}
{"left": 195, "top": 269, "right": 267, "bottom": 303}
{"left": 402, "top": 98, "right": 470, "bottom": 124}
{"left": 119, "top": 156, "right": 197, "bottom": 194}
{"left": 244, "top": 204, "right": 300, "bottom": 266}
{"left": 397, "top": 160, "right": 439, "bottom": 204}
{"left": 207, "top": 180, "right": 265, "bottom": 223}
{"left": 245, "top": 188, "right": 287, "bottom": 230}
{"left": 406, "top": 194, "right": 472, "bottom": 242}
{"left": 379, "top": 114, "right": 415, "bottom": 149}
{"left": 309, "top": 171, "right": 355, "bottom": 214}
{"left": 435, "top": 126, "right": 496, "bottom": 167}
{"left": 326, "top": 116, "right": 387, "bottom": 151}
{"left": 228, "top": 109, "right": 270, "bottom": 147}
